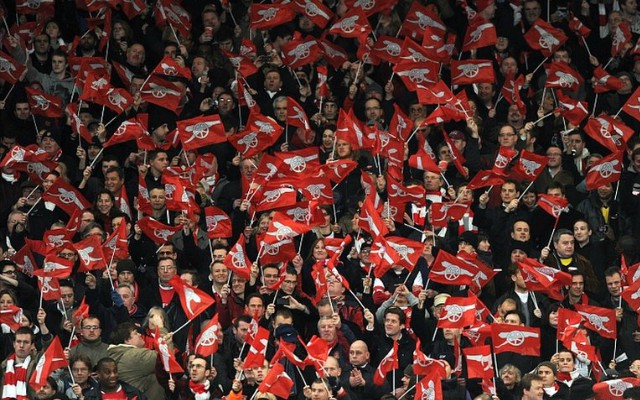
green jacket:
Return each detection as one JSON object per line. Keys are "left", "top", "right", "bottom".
{"left": 107, "top": 344, "right": 165, "bottom": 399}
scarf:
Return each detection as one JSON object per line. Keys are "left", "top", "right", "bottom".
{"left": 189, "top": 380, "right": 211, "bottom": 400}
{"left": 2, "top": 354, "right": 31, "bottom": 400}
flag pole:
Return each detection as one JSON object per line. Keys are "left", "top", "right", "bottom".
{"left": 2, "top": 84, "right": 15, "bottom": 102}
{"left": 517, "top": 181, "right": 535, "bottom": 201}
{"left": 26, "top": 197, "right": 43, "bottom": 215}
{"left": 172, "top": 318, "right": 193, "bottom": 335}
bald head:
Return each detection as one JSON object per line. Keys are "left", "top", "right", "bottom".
{"left": 324, "top": 356, "right": 341, "bottom": 377}
{"left": 349, "top": 340, "right": 370, "bottom": 367}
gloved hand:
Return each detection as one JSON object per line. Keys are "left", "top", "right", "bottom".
{"left": 111, "top": 290, "right": 124, "bottom": 307}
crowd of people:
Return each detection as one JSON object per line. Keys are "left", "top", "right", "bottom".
{"left": 3, "top": 0, "right": 640, "bottom": 399}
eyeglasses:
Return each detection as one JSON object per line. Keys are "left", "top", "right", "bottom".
{"left": 2, "top": 270, "right": 16, "bottom": 275}
{"left": 498, "top": 133, "right": 516, "bottom": 138}
{"left": 72, "top": 367, "right": 89, "bottom": 373}
{"left": 82, "top": 325, "right": 100, "bottom": 331}
{"left": 159, "top": 266, "right": 176, "bottom": 272}
{"left": 283, "top": 280, "right": 297, "bottom": 285}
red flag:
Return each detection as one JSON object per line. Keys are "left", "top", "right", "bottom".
{"left": 252, "top": 185, "right": 297, "bottom": 212}
{"left": 151, "top": 55, "right": 192, "bottom": 80}
{"left": 311, "top": 260, "right": 328, "bottom": 302}
{"left": 328, "top": 10, "right": 371, "bottom": 40}
{"left": 290, "top": 0, "right": 333, "bottom": 28}
{"left": 137, "top": 217, "right": 182, "bottom": 245}
{"left": 415, "top": 370, "right": 444, "bottom": 400}
{"left": 386, "top": 175, "right": 426, "bottom": 208}
{"left": 225, "top": 53, "right": 259, "bottom": 79}
{"left": 0, "top": 306, "right": 24, "bottom": 332}
{"left": 491, "top": 324, "right": 541, "bottom": 356}
{"left": 72, "top": 298, "right": 89, "bottom": 327}
{"left": 177, "top": 114, "right": 226, "bottom": 151}
{"left": 510, "top": 150, "right": 548, "bottom": 182}
{"left": 373, "top": 340, "right": 398, "bottom": 385}
{"left": 431, "top": 202, "right": 469, "bottom": 228}
{"left": 557, "top": 307, "right": 584, "bottom": 343}
{"left": 11, "top": 243, "right": 37, "bottom": 277}
{"left": 318, "top": 160, "right": 358, "bottom": 184}
{"left": 569, "top": 15, "right": 591, "bottom": 37}
{"left": 42, "top": 179, "right": 91, "bottom": 217}
{"left": 195, "top": 314, "right": 221, "bottom": 357}
{"left": 592, "top": 66, "right": 623, "bottom": 94}
{"left": 414, "top": 339, "right": 447, "bottom": 375}
{"left": 622, "top": 278, "right": 640, "bottom": 311}
{"left": 585, "top": 150, "right": 624, "bottom": 190}
{"left": 438, "top": 296, "right": 476, "bottom": 328}
{"left": 70, "top": 112, "right": 93, "bottom": 143}
{"left": 524, "top": 19, "right": 568, "bottom": 57}
{"left": 400, "top": 3, "right": 446, "bottom": 41}
{"left": 358, "top": 197, "right": 389, "bottom": 238}
{"left": 416, "top": 80, "right": 456, "bottom": 105}
{"left": 370, "top": 236, "right": 402, "bottom": 278}
{"left": 612, "top": 22, "right": 632, "bottom": 57}
{"left": 593, "top": 378, "right": 640, "bottom": 400}
{"left": 500, "top": 73, "right": 525, "bottom": 108}
{"left": 285, "top": 97, "right": 312, "bottom": 132}
{"left": 257, "top": 362, "right": 294, "bottom": 399}
{"left": 224, "top": 235, "right": 253, "bottom": 281}
{"left": 450, "top": 60, "right": 495, "bottom": 86}
{"left": 574, "top": 304, "right": 617, "bottom": 339}
{"left": 281, "top": 36, "right": 321, "bottom": 68}
{"left": 0, "top": 51, "right": 26, "bottom": 84}
{"left": 169, "top": 276, "right": 215, "bottom": 320}
{"left": 102, "top": 220, "right": 129, "bottom": 260}
{"left": 393, "top": 60, "right": 439, "bottom": 91}
{"left": 263, "top": 212, "right": 312, "bottom": 246}
{"left": 25, "top": 87, "right": 64, "bottom": 118}
{"left": 120, "top": 0, "right": 147, "bottom": 20}
{"left": 466, "top": 170, "right": 505, "bottom": 190}
{"left": 243, "top": 326, "right": 270, "bottom": 369}
{"left": 257, "top": 235, "right": 297, "bottom": 265}
{"left": 384, "top": 236, "right": 424, "bottom": 272}
{"left": 464, "top": 321, "right": 493, "bottom": 346}
{"left": 461, "top": 19, "right": 497, "bottom": 52}
{"left": 370, "top": 36, "right": 404, "bottom": 64}
{"left": 104, "top": 118, "right": 148, "bottom": 148}
{"left": 16, "top": 0, "right": 55, "bottom": 16}
{"left": 554, "top": 90, "right": 589, "bottom": 126}
{"left": 464, "top": 345, "right": 494, "bottom": 380}
{"left": 491, "top": 146, "right": 517, "bottom": 176}
{"left": 622, "top": 87, "right": 640, "bottom": 122}
{"left": 204, "top": 206, "right": 232, "bottom": 239}
{"left": 584, "top": 116, "right": 633, "bottom": 153}
{"left": 518, "top": 258, "right": 572, "bottom": 300}
{"left": 250, "top": 4, "right": 296, "bottom": 29}
{"left": 153, "top": 0, "right": 191, "bottom": 38}
{"left": 545, "top": 62, "right": 583, "bottom": 92}
{"left": 409, "top": 149, "right": 440, "bottom": 174}
{"left": 318, "top": 39, "right": 349, "bottom": 69}
{"left": 139, "top": 75, "right": 185, "bottom": 112}
{"left": 29, "top": 337, "right": 67, "bottom": 391}
{"left": 335, "top": 109, "right": 378, "bottom": 152}
{"left": 229, "top": 112, "right": 283, "bottom": 157}
{"left": 537, "top": 194, "right": 569, "bottom": 218}
{"left": 155, "top": 326, "right": 184, "bottom": 373}
{"left": 73, "top": 236, "right": 107, "bottom": 272}
{"left": 429, "top": 250, "right": 478, "bottom": 286}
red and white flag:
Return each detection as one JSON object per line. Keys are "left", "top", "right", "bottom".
{"left": 285, "top": 97, "right": 312, "bottom": 132}
{"left": 510, "top": 150, "right": 548, "bottom": 182}
{"left": 461, "top": 19, "right": 496, "bottom": 52}
{"left": 137, "top": 217, "right": 182, "bottom": 245}
{"left": 537, "top": 194, "right": 569, "bottom": 218}
{"left": 139, "top": 75, "right": 185, "bottom": 112}
{"left": 593, "top": 378, "right": 640, "bottom": 400}
{"left": 204, "top": 206, "right": 232, "bottom": 239}
{"left": 25, "top": 87, "right": 64, "bottom": 118}
{"left": 291, "top": 0, "right": 333, "bottom": 28}
{"left": 229, "top": 112, "right": 283, "bottom": 157}
{"left": 415, "top": 370, "right": 444, "bottom": 400}
{"left": 554, "top": 90, "right": 589, "bottom": 126}
{"left": 466, "top": 170, "right": 505, "bottom": 190}
{"left": 318, "top": 39, "right": 349, "bottom": 69}
{"left": 243, "top": 326, "right": 270, "bottom": 369}
{"left": 194, "top": 314, "right": 221, "bottom": 357}
{"left": 370, "top": 36, "right": 404, "bottom": 64}
{"left": 250, "top": 4, "right": 296, "bottom": 30}
{"left": 431, "top": 203, "right": 469, "bottom": 227}
{"left": 464, "top": 345, "right": 494, "bottom": 380}
{"left": 429, "top": 250, "right": 477, "bottom": 286}
{"left": 545, "top": 62, "right": 583, "bottom": 92}
{"left": 328, "top": 10, "right": 370, "bottom": 40}
{"left": 585, "top": 150, "right": 624, "bottom": 190}
{"left": 155, "top": 326, "right": 184, "bottom": 373}
{"left": 73, "top": 235, "right": 106, "bottom": 272}
{"left": 177, "top": 114, "right": 226, "bottom": 151}
{"left": 29, "top": 337, "right": 67, "bottom": 391}
{"left": 281, "top": 36, "right": 320, "bottom": 68}
{"left": 393, "top": 60, "right": 438, "bottom": 91}
{"left": 574, "top": 304, "right": 617, "bottom": 339}
{"left": 263, "top": 212, "right": 312, "bottom": 246}
{"left": 584, "top": 115, "right": 633, "bottom": 153}
{"left": 592, "top": 66, "right": 623, "bottom": 93}
{"left": 491, "top": 324, "right": 540, "bottom": 356}
{"left": 257, "top": 362, "right": 294, "bottom": 399}
{"left": 151, "top": 55, "right": 192, "bottom": 80}
{"left": 223, "top": 235, "right": 253, "bottom": 281}
{"left": 400, "top": 3, "right": 445, "bottom": 40}
{"left": 169, "top": 276, "right": 214, "bottom": 320}
{"left": 438, "top": 297, "right": 476, "bottom": 328}
{"left": 0, "top": 306, "right": 24, "bottom": 332}
{"left": 622, "top": 86, "right": 640, "bottom": 122}
{"left": 42, "top": 179, "right": 91, "bottom": 217}
{"left": 450, "top": 60, "right": 495, "bottom": 86}
{"left": 0, "top": 51, "right": 26, "bottom": 84}
{"left": 611, "top": 22, "right": 632, "bottom": 57}
{"left": 524, "top": 19, "right": 568, "bottom": 57}
{"left": 373, "top": 340, "right": 398, "bottom": 385}
{"left": 358, "top": 197, "right": 388, "bottom": 238}
{"left": 318, "top": 160, "right": 358, "bottom": 184}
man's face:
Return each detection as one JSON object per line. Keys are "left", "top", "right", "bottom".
{"left": 501, "top": 57, "right": 518, "bottom": 76}
{"left": 281, "top": 273, "right": 297, "bottom": 295}
{"left": 34, "top": 382, "right": 56, "bottom": 399}
{"left": 157, "top": 259, "right": 177, "bottom": 284}
{"left": 233, "top": 321, "right": 250, "bottom": 342}
{"left": 116, "top": 287, "right": 135, "bottom": 309}
{"left": 101, "top": 160, "right": 119, "bottom": 177}
{"left": 554, "top": 234, "right": 574, "bottom": 258}
{"left": 118, "top": 270, "right": 135, "bottom": 285}
{"left": 512, "top": 221, "right": 530, "bottom": 241}
{"left": 14, "top": 102, "right": 30, "bottom": 120}
{"left": 13, "top": 333, "right": 33, "bottom": 360}
{"left": 274, "top": 99, "right": 287, "bottom": 122}
{"left": 606, "top": 273, "right": 622, "bottom": 296}
{"left": 189, "top": 358, "right": 210, "bottom": 383}
{"left": 364, "top": 99, "right": 382, "bottom": 122}
{"left": 547, "top": 188, "right": 563, "bottom": 198}
{"left": 349, "top": 342, "right": 369, "bottom": 367}
{"left": 150, "top": 152, "right": 168, "bottom": 173}
{"left": 409, "top": 104, "right": 426, "bottom": 121}
{"left": 149, "top": 188, "right": 166, "bottom": 210}
{"left": 51, "top": 55, "right": 67, "bottom": 74}
{"left": 105, "top": 171, "right": 124, "bottom": 194}
{"left": 217, "top": 93, "right": 234, "bottom": 115}
{"left": 126, "top": 44, "right": 145, "bottom": 67}
{"left": 537, "top": 366, "right": 555, "bottom": 387}
{"left": 324, "top": 358, "right": 341, "bottom": 377}
{"left": 246, "top": 297, "right": 265, "bottom": 318}
{"left": 202, "top": 11, "right": 221, "bottom": 30}
{"left": 524, "top": 0, "right": 542, "bottom": 23}
{"left": 41, "top": 136, "right": 60, "bottom": 155}
{"left": 211, "top": 263, "right": 228, "bottom": 284}
{"left": 318, "top": 319, "right": 337, "bottom": 342}
{"left": 498, "top": 126, "right": 517, "bottom": 148}
{"left": 264, "top": 71, "right": 282, "bottom": 92}
{"left": 507, "top": 105, "right": 523, "bottom": 126}
{"left": 231, "top": 277, "right": 246, "bottom": 295}
{"left": 546, "top": 147, "right": 562, "bottom": 168}
{"left": 504, "top": 313, "right": 522, "bottom": 325}
{"left": 553, "top": 50, "right": 570, "bottom": 64}
{"left": 310, "top": 382, "right": 329, "bottom": 400}
{"left": 597, "top": 184, "right": 614, "bottom": 201}
{"left": 500, "top": 183, "right": 519, "bottom": 203}
{"left": 212, "top": 248, "right": 227, "bottom": 262}
{"left": 81, "top": 318, "right": 102, "bottom": 342}
{"left": 568, "top": 134, "right": 584, "bottom": 156}
{"left": 573, "top": 221, "right": 590, "bottom": 243}
{"left": 34, "top": 34, "right": 50, "bottom": 54}
{"left": 524, "top": 380, "right": 544, "bottom": 400}
{"left": 322, "top": 102, "right": 338, "bottom": 119}
{"left": 477, "top": 83, "right": 494, "bottom": 102}
{"left": 60, "top": 286, "right": 74, "bottom": 309}
{"left": 262, "top": 267, "right": 280, "bottom": 287}
{"left": 569, "top": 275, "right": 585, "bottom": 298}
{"left": 384, "top": 313, "right": 403, "bottom": 337}
{"left": 97, "top": 361, "right": 119, "bottom": 390}
{"left": 423, "top": 171, "right": 442, "bottom": 191}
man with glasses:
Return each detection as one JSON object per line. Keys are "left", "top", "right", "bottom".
{"left": 169, "top": 355, "right": 217, "bottom": 399}
{"left": 534, "top": 146, "right": 576, "bottom": 193}
{"left": 0, "top": 261, "right": 38, "bottom": 310}
{"left": 69, "top": 316, "right": 109, "bottom": 367}
{"left": 44, "top": 279, "right": 78, "bottom": 336}
{"left": 271, "top": 267, "right": 314, "bottom": 334}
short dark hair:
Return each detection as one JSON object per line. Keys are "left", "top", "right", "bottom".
{"left": 546, "top": 181, "right": 565, "bottom": 195}
{"left": 234, "top": 314, "right": 252, "bottom": 329}
{"left": 110, "top": 322, "right": 137, "bottom": 345}
{"left": 604, "top": 266, "right": 621, "bottom": 278}
{"left": 148, "top": 149, "right": 168, "bottom": 162}
{"left": 521, "top": 373, "right": 543, "bottom": 392}
{"left": 96, "top": 357, "right": 117, "bottom": 372}
{"left": 384, "top": 307, "right": 406, "bottom": 325}
{"left": 552, "top": 229, "right": 573, "bottom": 244}
{"left": 70, "top": 354, "right": 93, "bottom": 371}
{"left": 14, "top": 326, "right": 35, "bottom": 342}
{"left": 245, "top": 293, "right": 264, "bottom": 307}
{"left": 504, "top": 310, "right": 525, "bottom": 324}
{"left": 191, "top": 354, "right": 211, "bottom": 370}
